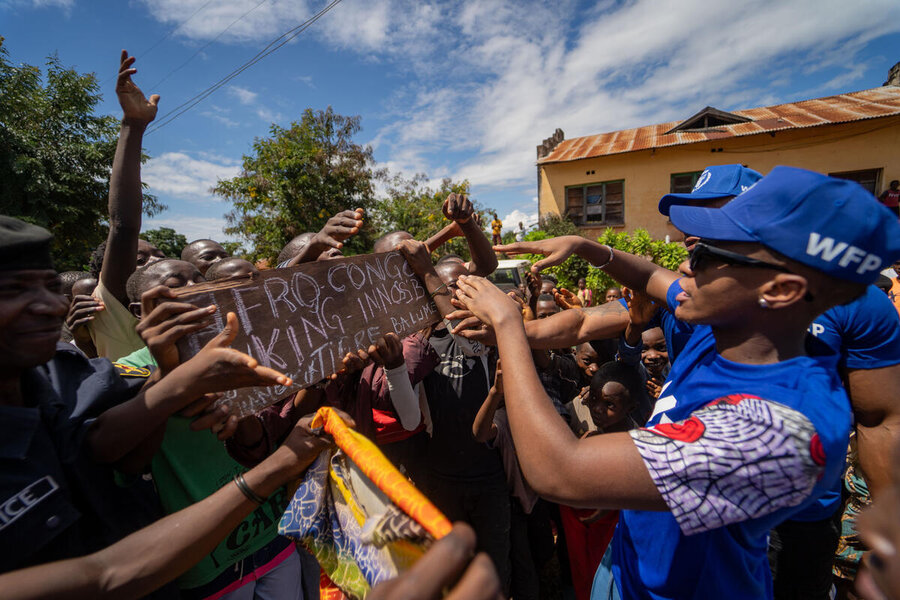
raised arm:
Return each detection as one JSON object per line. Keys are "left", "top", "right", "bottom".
{"left": 472, "top": 363, "right": 503, "bottom": 443}
{"left": 443, "top": 193, "right": 497, "bottom": 276}
{"left": 0, "top": 415, "right": 332, "bottom": 600}
{"left": 453, "top": 275, "right": 664, "bottom": 510}
{"left": 450, "top": 298, "right": 629, "bottom": 349}
{"left": 284, "top": 209, "right": 364, "bottom": 267}
{"left": 86, "top": 313, "right": 291, "bottom": 465}
{"left": 496, "top": 236, "right": 678, "bottom": 305}
{"left": 101, "top": 50, "right": 160, "bottom": 304}
{"left": 398, "top": 239, "right": 456, "bottom": 318}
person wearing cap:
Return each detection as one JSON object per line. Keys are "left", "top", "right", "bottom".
{"left": 658, "top": 166, "right": 900, "bottom": 599}
{"left": 0, "top": 216, "right": 294, "bottom": 587}
{"left": 451, "top": 167, "right": 900, "bottom": 599}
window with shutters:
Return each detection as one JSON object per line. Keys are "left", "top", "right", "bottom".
{"left": 829, "top": 169, "right": 881, "bottom": 196}
{"left": 670, "top": 171, "right": 702, "bottom": 194}
{"left": 565, "top": 180, "right": 624, "bottom": 226}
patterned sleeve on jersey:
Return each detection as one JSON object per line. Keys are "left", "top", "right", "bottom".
{"left": 630, "top": 394, "right": 825, "bottom": 536}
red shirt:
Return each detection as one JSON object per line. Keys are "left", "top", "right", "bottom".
{"left": 880, "top": 189, "right": 900, "bottom": 208}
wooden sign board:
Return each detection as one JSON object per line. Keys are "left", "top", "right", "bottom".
{"left": 173, "top": 251, "right": 440, "bottom": 418}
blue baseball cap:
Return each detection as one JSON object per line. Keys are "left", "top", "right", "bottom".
{"left": 658, "top": 164, "right": 763, "bottom": 216}
{"left": 669, "top": 166, "right": 900, "bottom": 284}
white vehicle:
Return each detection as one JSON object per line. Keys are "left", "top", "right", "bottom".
{"left": 487, "top": 259, "right": 531, "bottom": 294}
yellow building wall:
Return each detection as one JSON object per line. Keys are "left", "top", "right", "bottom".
{"left": 538, "top": 116, "right": 900, "bottom": 241}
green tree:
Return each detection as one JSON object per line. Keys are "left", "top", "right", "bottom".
{"left": 214, "top": 107, "right": 379, "bottom": 263}
{"left": 372, "top": 173, "right": 489, "bottom": 260}
{"left": 0, "top": 38, "right": 163, "bottom": 271}
{"left": 221, "top": 241, "right": 244, "bottom": 257}
{"left": 141, "top": 227, "right": 188, "bottom": 259}
{"left": 517, "top": 217, "right": 688, "bottom": 294}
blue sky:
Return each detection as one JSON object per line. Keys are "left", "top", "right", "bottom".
{"left": 2, "top": 0, "right": 899, "bottom": 243}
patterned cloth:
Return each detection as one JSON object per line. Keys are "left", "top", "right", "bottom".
{"left": 279, "top": 407, "right": 452, "bottom": 599}
{"left": 833, "top": 451, "right": 871, "bottom": 580}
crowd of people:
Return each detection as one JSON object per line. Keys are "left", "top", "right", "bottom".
{"left": 4, "top": 50, "right": 900, "bottom": 600}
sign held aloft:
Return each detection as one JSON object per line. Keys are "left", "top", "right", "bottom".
{"left": 173, "top": 251, "right": 440, "bottom": 417}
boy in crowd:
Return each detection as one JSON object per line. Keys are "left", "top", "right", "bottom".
{"left": 205, "top": 257, "right": 260, "bottom": 281}
{"left": 117, "top": 259, "right": 308, "bottom": 600}
{"left": 181, "top": 239, "right": 230, "bottom": 276}
{"left": 455, "top": 167, "right": 900, "bottom": 599}
{"left": 398, "top": 238, "right": 511, "bottom": 593}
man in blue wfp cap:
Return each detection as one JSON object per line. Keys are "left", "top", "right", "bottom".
{"left": 456, "top": 167, "right": 900, "bottom": 599}
{"left": 661, "top": 165, "right": 900, "bottom": 599}
{"left": 659, "top": 162, "right": 763, "bottom": 216}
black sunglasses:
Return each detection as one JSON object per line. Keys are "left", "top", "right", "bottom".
{"left": 689, "top": 241, "right": 795, "bottom": 274}
{"left": 689, "top": 241, "right": 814, "bottom": 301}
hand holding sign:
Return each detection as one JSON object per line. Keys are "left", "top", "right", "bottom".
{"left": 172, "top": 252, "right": 440, "bottom": 417}
{"left": 442, "top": 192, "right": 474, "bottom": 224}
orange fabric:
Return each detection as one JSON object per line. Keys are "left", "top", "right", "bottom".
{"left": 311, "top": 407, "right": 453, "bottom": 540}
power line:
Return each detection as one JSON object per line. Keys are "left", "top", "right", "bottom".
{"left": 100, "top": 0, "right": 217, "bottom": 85}
{"left": 145, "top": 0, "right": 344, "bottom": 136}
{"left": 147, "top": 0, "right": 271, "bottom": 91}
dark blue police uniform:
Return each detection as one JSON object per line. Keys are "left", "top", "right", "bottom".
{"left": 0, "top": 343, "right": 163, "bottom": 573}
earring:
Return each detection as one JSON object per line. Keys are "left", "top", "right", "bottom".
{"left": 758, "top": 298, "right": 770, "bottom": 308}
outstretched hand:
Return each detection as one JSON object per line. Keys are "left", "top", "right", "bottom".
{"left": 494, "top": 235, "right": 585, "bottom": 273}
{"left": 553, "top": 287, "right": 582, "bottom": 309}
{"left": 136, "top": 285, "right": 217, "bottom": 375}
{"left": 367, "top": 333, "right": 405, "bottom": 370}
{"left": 623, "top": 287, "right": 656, "bottom": 326}
{"left": 315, "top": 208, "right": 364, "bottom": 250}
{"left": 368, "top": 523, "right": 502, "bottom": 600}
{"left": 453, "top": 275, "right": 521, "bottom": 329}
{"left": 117, "top": 50, "right": 159, "bottom": 125}
{"left": 446, "top": 305, "right": 498, "bottom": 344}
{"left": 173, "top": 312, "right": 291, "bottom": 401}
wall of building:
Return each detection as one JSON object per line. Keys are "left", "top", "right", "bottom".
{"left": 538, "top": 115, "right": 900, "bottom": 241}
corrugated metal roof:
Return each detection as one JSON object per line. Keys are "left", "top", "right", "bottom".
{"left": 538, "top": 86, "right": 900, "bottom": 164}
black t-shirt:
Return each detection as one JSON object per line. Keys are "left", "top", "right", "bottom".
{"left": 422, "top": 328, "right": 503, "bottom": 481}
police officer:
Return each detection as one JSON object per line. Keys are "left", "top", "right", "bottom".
{"left": 0, "top": 217, "right": 165, "bottom": 569}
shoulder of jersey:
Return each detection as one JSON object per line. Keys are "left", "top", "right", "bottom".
{"left": 113, "top": 363, "right": 152, "bottom": 378}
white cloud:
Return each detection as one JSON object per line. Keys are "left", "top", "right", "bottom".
{"left": 138, "top": 0, "right": 900, "bottom": 206}
{"left": 200, "top": 105, "right": 239, "bottom": 128}
{"left": 142, "top": 215, "right": 235, "bottom": 243}
{"left": 5, "top": 0, "right": 73, "bottom": 8}
{"left": 229, "top": 85, "right": 258, "bottom": 105}
{"left": 370, "top": 0, "right": 900, "bottom": 192}
{"left": 143, "top": 152, "right": 241, "bottom": 200}
{"left": 501, "top": 209, "right": 538, "bottom": 233}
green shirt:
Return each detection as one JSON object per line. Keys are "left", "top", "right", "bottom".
{"left": 118, "top": 347, "right": 287, "bottom": 589}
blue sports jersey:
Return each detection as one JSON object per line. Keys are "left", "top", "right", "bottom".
{"left": 794, "top": 285, "right": 900, "bottom": 521}
{"left": 807, "top": 284, "right": 900, "bottom": 369}
{"left": 608, "top": 284, "right": 852, "bottom": 600}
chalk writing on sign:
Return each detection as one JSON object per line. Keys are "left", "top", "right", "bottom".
{"left": 173, "top": 251, "right": 440, "bottom": 418}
